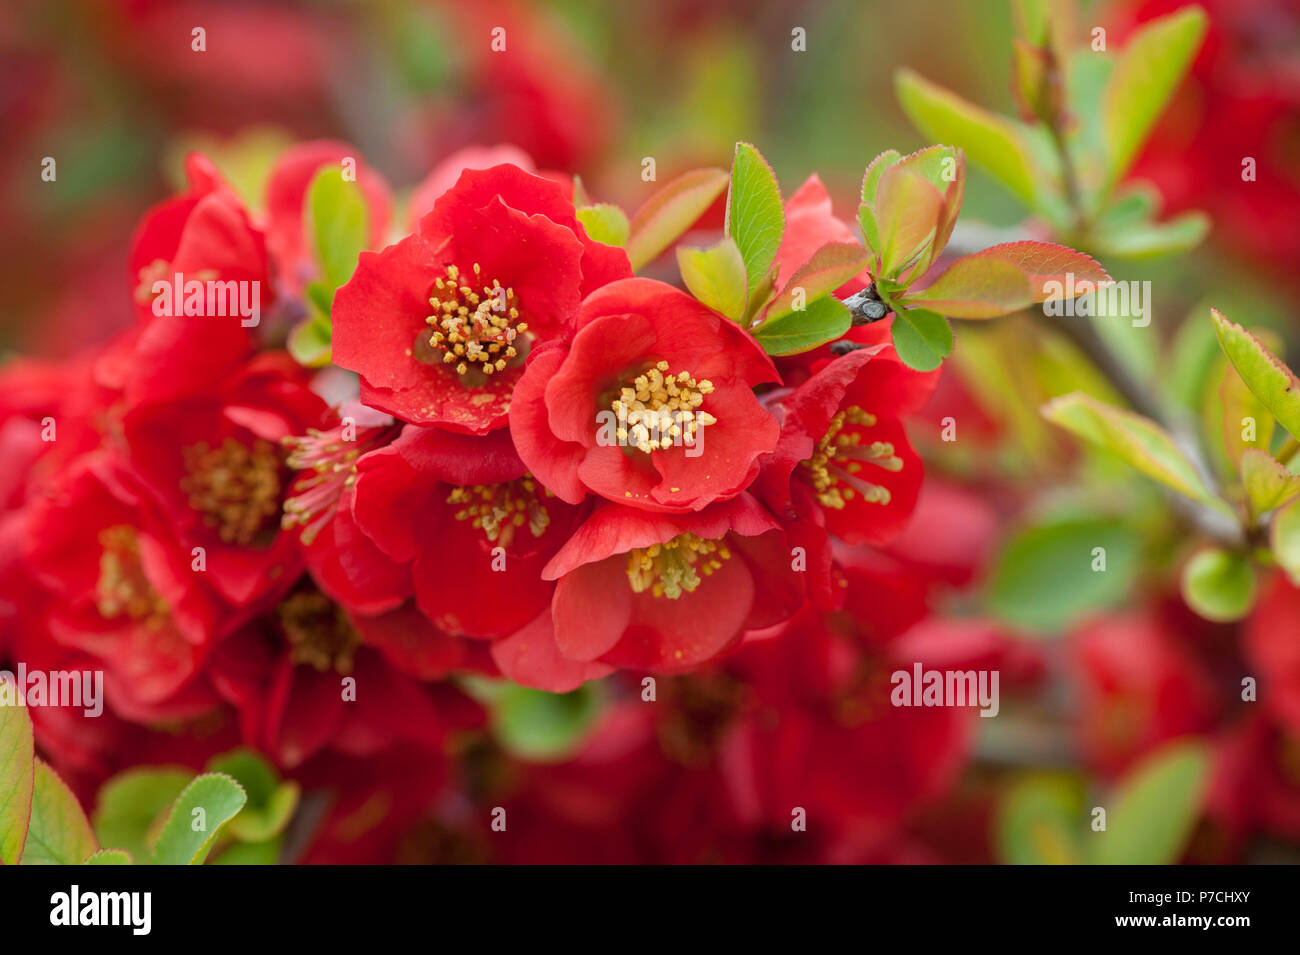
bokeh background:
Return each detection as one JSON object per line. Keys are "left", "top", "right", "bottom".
{"left": 4, "top": 0, "right": 1300, "bottom": 863}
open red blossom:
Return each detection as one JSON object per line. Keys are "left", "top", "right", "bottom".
{"left": 351, "top": 424, "right": 586, "bottom": 639}
{"left": 332, "top": 164, "right": 629, "bottom": 434}
{"left": 120, "top": 352, "right": 328, "bottom": 608}
{"left": 208, "top": 586, "right": 474, "bottom": 769}
{"left": 755, "top": 344, "right": 937, "bottom": 602}
{"left": 125, "top": 152, "right": 271, "bottom": 408}
{"left": 1246, "top": 573, "right": 1300, "bottom": 739}
{"left": 23, "top": 453, "right": 225, "bottom": 719}
{"left": 264, "top": 140, "right": 392, "bottom": 294}
{"left": 538, "top": 494, "right": 803, "bottom": 673}
{"left": 511, "top": 278, "right": 782, "bottom": 513}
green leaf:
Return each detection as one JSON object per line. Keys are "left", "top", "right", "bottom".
{"left": 20, "top": 759, "right": 97, "bottom": 865}
{"left": 1090, "top": 741, "right": 1210, "bottom": 865}
{"left": 1212, "top": 309, "right": 1300, "bottom": 441}
{"left": 307, "top": 167, "right": 369, "bottom": 296}
{"left": 84, "top": 848, "right": 132, "bottom": 865}
{"left": 752, "top": 296, "right": 852, "bottom": 357}
{"left": 0, "top": 688, "right": 34, "bottom": 865}
{"left": 1271, "top": 497, "right": 1300, "bottom": 587}
{"left": 626, "top": 167, "right": 729, "bottom": 272}
{"left": 493, "top": 683, "right": 604, "bottom": 762}
{"left": 205, "top": 749, "right": 300, "bottom": 844}
{"left": 872, "top": 166, "right": 942, "bottom": 278}
{"left": 1219, "top": 363, "right": 1273, "bottom": 467}
{"left": 1101, "top": 7, "right": 1207, "bottom": 193}
{"left": 576, "top": 203, "right": 630, "bottom": 249}
{"left": 93, "top": 768, "right": 190, "bottom": 866}
{"left": 725, "top": 142, "right": 785, "bottom": 295}
{"left": 860, "top": 150, "right": 902, "bottom": 208}
{"left": 763, "top": 241, "right": 870, "bottom": 321}
{"left": 891, "top": 308, "right": 952, "bottom": 372}
{"left": 1041, "top": 392, "right": 1227, "bottom": 510}
{"left": 996, "top": 774, "right": 1084, "bottom": 865}
{"left": 895, "top": 68, "right": 1039, "bottom": 208}
{"left": 907, "top": 241, "right": 1110, "bottom": 318}
{"left": 151, "top": 772, "right": 247, "bottom": 865}
{"left": 211, "top": 838, "right": 281, "bottom": 865}
{"left": 1089, "top": 211, "right": 1209, "bottom": 259}
{"left": 987, "top": 517, "right": 1141, "bottom": 633}
{"left": 676, "top": 237, "right": 749, "bottom": 322}
{"left": 1181, "top": 548, "right": 1257, "bottom": 623}
{"left": 287, "top": 311, "right": 333, "bottom": 368}
{"left": 1241, "top": 449, "right": 1300, "bottom": 515}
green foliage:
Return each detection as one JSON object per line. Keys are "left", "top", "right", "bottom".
{"left": 0, "top": 688, "right": 34, "bottom": 865}
{"left": 725, "top": 142, "right": 785, "bottom": 295}
{"left": 1212, "top": 310, "right": 1300, "bottom": 441}
{"left": 307, "top": 167, "right": 370, "bottom": 297}
{"left": 752, "top": 296, "right": 852, "bottom": 356}
{"left": 1090, "top": 741, "right": 1210, "bottom": 865}
{"left": 677, "top": 237, "right": 749, "bottom": 322}
{"left": 490, "top": 682, "right": 605, "bottom": 762}
{"left": 996, "top": 774, "right": 1085, "bottom": 864}
{"left": 152, "top": 773, "right": 248, "bottom": 866}
{"left": 1181, "top": 548, "right": 1256, "bottom": 623}
{"left": 986, "top": 516, "right": 1140, "bottom": 633}
{"left": 20, "top": 760, "right": 97, "bottom": 865}
{"left": 576, "top": 203, "right": 630, "bottom": 248}
{"left": 93, "top": 769, "right": 190, "bottom": 865}
{"left": 890, "top": 308, "right": 952, "bottom": 372}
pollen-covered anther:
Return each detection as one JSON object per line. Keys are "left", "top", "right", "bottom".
{"left": 426, "top": 263, "right": 526, "bottom": 377}
{"left": 446, "top": 475, "right": 553, "bottom": 550}
{"left": 800, "top": 405, "right": 901, "bottom": 509}
{"left": 96, "top": 525, "right": 169, "bottom": 623}
{"left": 625, "top": 532, "right": 730, "bottom": 600}
{"left": 181, "top": 437, "right": 283, "bottom": 545}
{"left": 610, "top": 360, "right": 716, "bottom": 453}
{"left": 278, "top": 590, "right": 359, "bottom": 674}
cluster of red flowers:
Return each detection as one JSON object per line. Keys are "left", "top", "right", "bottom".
{"left": 0, "top": 142, "right": 1035, "bottom": 861}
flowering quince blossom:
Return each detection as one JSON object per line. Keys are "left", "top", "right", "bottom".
{"left": 10, "top": 1, "right": 1291, "bottom": 870}
{"left": 332, "top": 164, "right": 631, "bottom": 434}
{"left": 511, "top": 278, "right": 781, "bottom": 512}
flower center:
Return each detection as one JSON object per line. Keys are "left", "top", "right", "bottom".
{"left": 96, "top": 525, "right": 169, "bottom": 623}
{"left": 282, "top": 421, "right": 399, "bottom": 545}
{"left": 609, "top": 361, "right": 716, "bottom": 453}
{"left": 181, "top": 437, "right": 284, "bottom": 545}
{"left": 446, "top": 475, "right": 552, "bottom": 549}
{"left": 426, "top": 263, "right": 527, "bottom": 377}
{"left": 625, "top": 532, "right": 730, "bottom": 599}
{"left": 277, "top": 590, "right": 359, "bottom": 674}
{"left": 800, "top": 405, "right": 901, "bottom": 509}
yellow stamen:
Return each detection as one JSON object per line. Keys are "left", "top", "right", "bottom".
{"left": 800, "top": 405, "right": 901, "bottom": 509}
{"left": 609, "top": 360, "right": 715, "bottom": 454}
{"left": 426, "top": 263, "right": 528, "bottom": 378}
{"left": 181, "top": 437, "right": 283, "bottom": 545}
{"left": 446, "top": 475, "right": 552, "bottom": 549}
{"left": 96, "top": 526, "right": 169, "bottom": 624}
{"left": 278, "top": 590, "right": 359, "bottom": 674}
{"left": 625, "top": 532, "right": 730, "bottom": 599}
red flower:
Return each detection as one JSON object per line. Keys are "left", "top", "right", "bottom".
{"left": 1246, "top": 573, "right": 1300, "bottom": 738}
{"left": 538, "top": 494, "right": 803, "bottom": 673}
{"left": 332, "top": 164, "right": 629, "bottom": 434}
{"left": 208, "top": 587, "right": 473, "bottom": 769}
{"left": 120, "top": 352, "right": 328, "bottom": 607}
{"left": 511, "top": 278, "right": 781, "bottom": 512}
{"left": 23, "top": 453, "right": 225, "bottom": 719}
{"left": 351, "top": 425, "right": 585, "bottom": 639}
{"left": 755, "top": 345, "right": 937, "bottom": 604}
{"left": 1070, "top": 610, "right": 1220, "bottom": 777}
{"left": 125, "top": 153, "right": 271, "bottom": 408}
